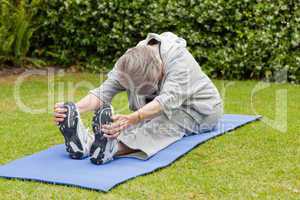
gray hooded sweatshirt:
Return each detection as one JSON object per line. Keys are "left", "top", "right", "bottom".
{"left": 90, "top": 32, "right": 223, "bottom": 130}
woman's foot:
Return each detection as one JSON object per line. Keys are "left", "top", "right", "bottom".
{"left": 90, "top": 104, "right": 119, "bottom": 165}
{"left": 58, "top": 102, "right": 93, "bottom": 159}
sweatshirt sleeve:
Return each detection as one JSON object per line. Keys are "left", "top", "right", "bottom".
{"left": 89, "top": 70, "right": 125, "bottom": 104}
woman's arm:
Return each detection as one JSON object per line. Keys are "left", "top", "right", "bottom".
{"left": 53, "top": 93, "right": 103, "bottom": 124}
{"left": 54, "top": 70, "right": 124, "bottom": 123}
{"left": 76, "top": 93, "right": 103, "bottom": 113}
{"left": 132, "top": 99, "right": 162, "bottom": 122}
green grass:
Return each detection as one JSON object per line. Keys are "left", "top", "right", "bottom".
{"left": 0, "top": 72, "right": 299, "bottom": 199}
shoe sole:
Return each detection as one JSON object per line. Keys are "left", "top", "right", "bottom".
{"left": 90, "top": 105, "right": 113, "bottom": 165}
{"left": 59, "top": 103, "right": 84, "bottom": 159}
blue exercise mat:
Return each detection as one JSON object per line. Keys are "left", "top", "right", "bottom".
{"left": 0, "top": 114, "right": 260, "bottom": 192}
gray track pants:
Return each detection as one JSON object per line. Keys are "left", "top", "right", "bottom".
{"left": 118, "top": 104, "right": 223, "bottom": 159}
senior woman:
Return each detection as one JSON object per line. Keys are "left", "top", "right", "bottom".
{"left": 54, "top": 32, "right": 223, "bottom": 165}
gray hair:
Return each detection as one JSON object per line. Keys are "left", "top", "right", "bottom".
{"left": 116, "top": 45, "right": 162, "bottom": 93}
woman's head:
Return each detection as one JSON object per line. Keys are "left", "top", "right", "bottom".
{"left": 116, "top": 45, "right": 163, "bottom": 95}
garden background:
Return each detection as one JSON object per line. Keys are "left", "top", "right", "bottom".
{"left": 0, "top": 1, "right": 300, "bottom": 199}
{"left": 0, "top": 0, "right": 299, "bottom": 83}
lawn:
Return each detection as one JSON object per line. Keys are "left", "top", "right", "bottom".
{"left": 0, "top": 72, "right": 299, "bottom": 199}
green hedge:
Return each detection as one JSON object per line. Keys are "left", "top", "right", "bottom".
{"left": 0, "top": 0, "right": 44, "bottom": 67}
{"left": 19, "top": 1, "right": 300, "bottom": 82}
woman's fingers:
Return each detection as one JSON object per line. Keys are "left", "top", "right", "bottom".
{"left": 104, "top": 131, "right": 120, "bottom": 139}
{"left": 112, "top": 114, "right": 127, "bottom": 122}
{"left": 54, "top": 107, "right": 67, "bottom": 113}
{"left": 53, "top": 102, "right": 66, "bottom": 126}
{"left": 111, "top": 115, "right": 121, "bottom": 121}
{"left": 53, "top": 103, "right": 66, "bottom": 116}
{"left": 54, "top": 102, "right": 64, "bottom": 109}
{"left": 101, "top": 126, "right": 122, "bottom": 135}
{"left": 54, "top": 113, "right": 66, "bottom": 118}
{"left": 101, "top": 121, "right": 128, "bottom": 135}
{"left": 101, "top": 114, "right": 131, "bottom": 137}
{"left": 103, "top": 119, "right": 126, "bottom": 129}
{"left": 54, "top": 117, "right": 64, "bottom": 126}
{"left": 54, "top": 117, "right": 65, "bottom": 122}
{"left": 53, "top": 112, "right": 66, "bottom": 125}
{"left": 101, "top": 119, "right": 125, "bottom": 130}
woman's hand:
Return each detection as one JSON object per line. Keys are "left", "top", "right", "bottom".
{"left": 101, "top": 100, "right": 162, "bottom": 139}
{"left": 101, "top": 113, "right": 139, "bottom": 139}
{"left": 53, "top": 102, "right": 67, "bottom": 124}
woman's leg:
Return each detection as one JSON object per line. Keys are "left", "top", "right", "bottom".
{"left": 116, "top": 141, "right": 138, "bottom": 156}
{"left": 117, "top": 114, "right": 186, "bottom": 159}
{"left": 116, "top": 107, "right": 222, "bottom": 159}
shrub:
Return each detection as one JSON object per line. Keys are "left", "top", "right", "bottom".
{"left": 8, "top": 0, "right": 300, "bottom": 82}
{"left": 0, "top": 0, "right": 44, "bottom": 67}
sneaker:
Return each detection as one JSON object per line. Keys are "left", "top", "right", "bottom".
{"left": 58, "top": 102, "right": 93, "bottom": 159}
{"left": 90, "top": 104, "right": 119, "bottom": 165}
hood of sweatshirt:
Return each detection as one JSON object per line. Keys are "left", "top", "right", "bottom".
{"left": 137, "top": 32, "right": 187, "bottom": 64}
